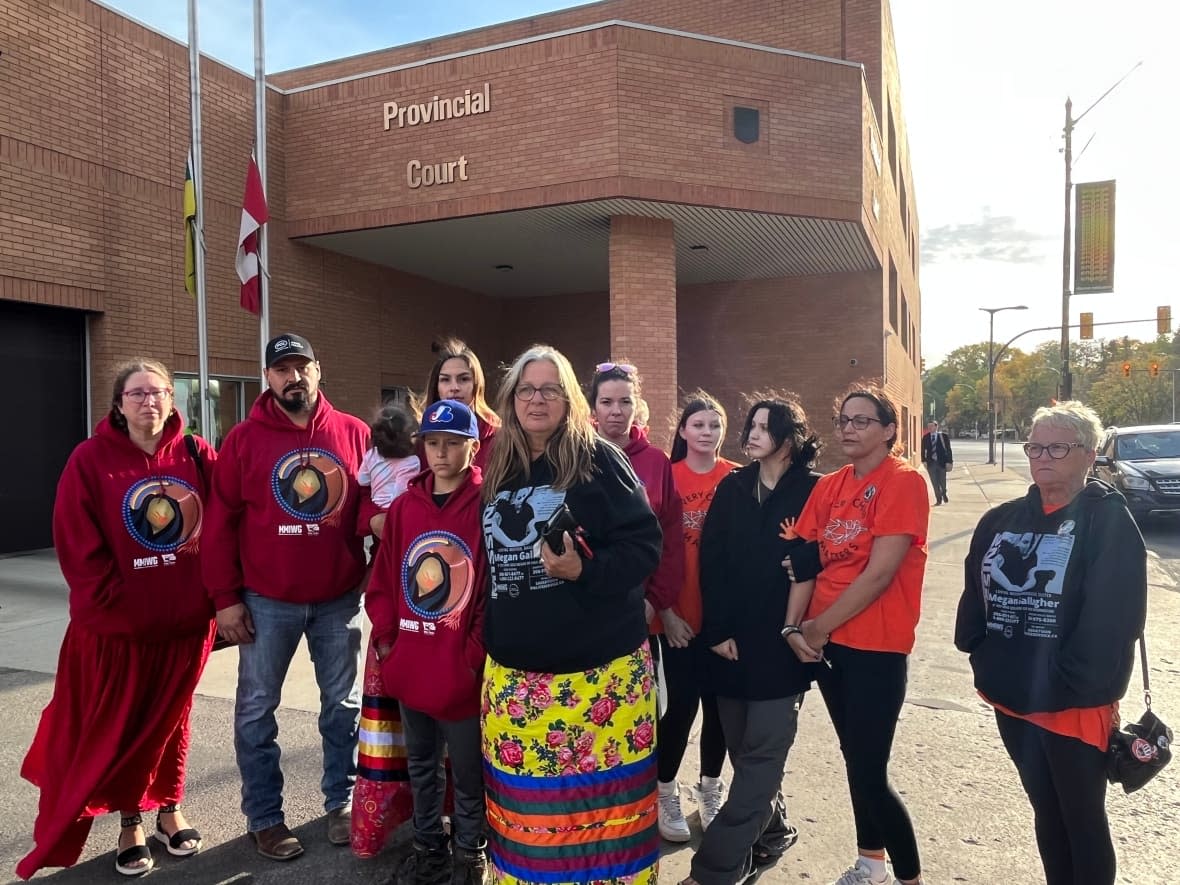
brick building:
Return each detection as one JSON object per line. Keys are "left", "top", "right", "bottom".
{"left": 0, "top": 0, "right": 923, "bottom": 553}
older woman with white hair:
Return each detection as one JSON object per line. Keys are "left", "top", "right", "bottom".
{"left": 955, "top": 400, "right": 1147, "bottom": 885}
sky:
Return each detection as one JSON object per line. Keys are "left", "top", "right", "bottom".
{"left": 103, "top": 0, "right": 1179, "bottom": 367}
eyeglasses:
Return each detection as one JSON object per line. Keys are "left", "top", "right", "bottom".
{"left": 1023, "top": 442, "right": 1087, "bottom": 460}
{"left": 122, "top": 387, "right": 173, "bottom": 404}
{"left": 514, "top": 384, "right": 566, "bottom": 402}
{"left": 595, "top": 362, "right": 637, "bottom": 376}
{"left": 833, "top": 415, "right": 883, "bottom": 431}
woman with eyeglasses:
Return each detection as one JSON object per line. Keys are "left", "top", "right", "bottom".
{"left": 787, "top": 386, "right": 930, "bottom": 885}
{"left": 480, "top": 345, "right": 664, "bottom": 884}
{"left": 955, "top": 401, "right": 1146, "bottom": 885}
{"left": 422, "top": 337, "right": 499, "bottom": 469}
{"left": 587, "top": 361, "right": 690, "bottom": 840}
{"left": 679, "top": 395, "right": 822, "bottom": 885}
{"left": 18, "top": 360, "right": 217, "bottom": 879}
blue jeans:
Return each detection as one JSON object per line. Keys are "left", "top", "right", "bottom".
{"left": 235, "top": 589, "right": 362, "bottom": 832}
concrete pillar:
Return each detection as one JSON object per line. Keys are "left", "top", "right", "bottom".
{"left": 608, "top": 216, "right": 677, "bottom": 448}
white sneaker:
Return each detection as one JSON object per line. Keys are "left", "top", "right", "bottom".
{"left": 657, "top": 782, "right": 692, "bottom": 843}
{"left": 691, "top": 778, "right": 726, "bottom": 831}
{"left": 832, "top": 859, "right": 893, "bottom": 885}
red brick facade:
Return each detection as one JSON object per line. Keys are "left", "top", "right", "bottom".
{"left": 1, "top": 0, "right": 922, "bottom": 470}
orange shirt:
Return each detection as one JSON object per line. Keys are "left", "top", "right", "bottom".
{"left": 982, "top": 498, "right": 1116, "bottom": 751}
{"left": 795, "top": 455, "right": 929, "bottom": 654}
{"left": 654, "top": 458, "right": 738, "bottom": 634}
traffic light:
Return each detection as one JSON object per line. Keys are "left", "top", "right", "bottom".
{"left": 1122, "top": 362, "right": 1131, "bottom": 377}
{"left": 1080, "top": 312, "right": 1094, "bottom": 339}
{"left": 1150, "top": 362, "right": 1161, "bottom": 378}
{"left": 1160, "top": 306, "right": 1172, "bottom": 336}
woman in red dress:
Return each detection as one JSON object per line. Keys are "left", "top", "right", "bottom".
{"left": 17, "top": 359, "right": 217, "bottom": 879}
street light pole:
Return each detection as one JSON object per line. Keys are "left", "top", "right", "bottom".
{"left": 1059, "top": 62, "right": 1142, "bottom": 400}
{"left": 981, "top": 305, "right": 1028, "bottom": 465}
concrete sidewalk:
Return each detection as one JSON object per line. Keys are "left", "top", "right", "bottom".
{"left": 1, "top": 460, "right": 1177, "bottom": 884}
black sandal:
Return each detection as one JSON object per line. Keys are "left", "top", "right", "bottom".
{"left": 115, "top": 813, "right": 154, "bottom": 877}
{"left": 154, "top": 803, "right": 203, "bottom": 857}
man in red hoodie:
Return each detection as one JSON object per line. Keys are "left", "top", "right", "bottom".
{"left": 366, "top": 399, "right": 489, "bottom": 885}
{"left": 202, "top": 333, "right": 369, "bottom": 861}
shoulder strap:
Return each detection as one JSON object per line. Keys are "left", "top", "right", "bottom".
{"left": 184, "top": 434, "right": 207, "bottom": 491}
{"left": 1139, "top": 633, "right": 1152, "bottom": 708}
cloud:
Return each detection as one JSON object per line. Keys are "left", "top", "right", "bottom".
{"left": 921, "top": 214, "right": 1052, "bottom": 265}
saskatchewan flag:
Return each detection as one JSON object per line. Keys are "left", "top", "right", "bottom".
{"left": 183, "top": 150, "right": 197, "bottom": 297}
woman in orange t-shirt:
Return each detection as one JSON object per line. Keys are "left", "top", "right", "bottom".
{"left": 788, "top": 386, "right": 930, "bottom": 885}
{"left": 652, "top": 392, "right": 738, "bottom": 841}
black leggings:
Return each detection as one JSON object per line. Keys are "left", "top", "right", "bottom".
{"left": 653, "top": 635, "right": 727, "bottom": 783}
{"left": 995, "top": 711, "right": 1114, "bottom": 885}
{"left": 816, "top": 643, "right": 920, "bottom": 881}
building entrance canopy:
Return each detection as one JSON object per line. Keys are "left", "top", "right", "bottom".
{"left": 303, "top": 199, "right": 878, "bottom": 298}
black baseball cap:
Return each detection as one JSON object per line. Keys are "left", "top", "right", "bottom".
{"left": 265, "top": 333, "right": 316, "bottom": 368}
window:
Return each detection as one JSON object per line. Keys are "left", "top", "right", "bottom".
{"left": 887, "top": 99, "right": 898, "bottom": 185}
{"left": 382, "top": 386, "right": 415, "bottom": 406}
{"left": 888, "top": 258, "right": 899, "bottom": 331}
{"left": 900, "top": 295, "right": 909, "bottom": 351}
{"left": 733, "top": 106, "right": 760, "bottom": 144}
{"left": 174, "top": 375, "right": 260, "bottom": 448}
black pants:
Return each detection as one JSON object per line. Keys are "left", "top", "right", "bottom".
{"left": 399, "top": 704, "right": 486, "bottom": 852}
{"left": 690, "top": 695, "right": 800, "bottom": 885}
{"left": 816, "top": 644, "right": 920, "bottom": 881}
{"left": 995, "top": 711, "right": 1115, "bottom": 885}
{"left": 654, "top": 634, "right": 726, "bottom": 783}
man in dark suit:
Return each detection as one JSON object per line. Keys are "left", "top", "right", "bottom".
{"left": 921, "top": 420, "right": 954, "bottom": 505}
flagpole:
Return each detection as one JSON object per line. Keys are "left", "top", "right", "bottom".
{"left": 254, "top": 0, "right": 270, "bottom": 367}
{"left": 187, "top": 0, "right": 212, "bottom": 441}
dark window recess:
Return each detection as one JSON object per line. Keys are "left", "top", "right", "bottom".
{"left": 383, "top": 386, "right": 415, "bottom": 406}
{"left": 733, "top": 106, "right": 760, "bottom": 144}
{"left": 901, "top": 296, "right": 909, "bottom": 350}
{"left": 888, "top": 258, "right": 899, "bottom": 331}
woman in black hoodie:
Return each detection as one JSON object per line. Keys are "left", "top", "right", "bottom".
{"left": 681, "top": 396, "right": 822, "bottom": 885}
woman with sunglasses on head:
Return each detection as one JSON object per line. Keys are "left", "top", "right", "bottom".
{"left": 423, "top": 337, "right": 500, "bottom": 469}
{"left": 787, "top": 385, "right": 930, "bottom": 885}
{"left": 680, "top": 395, "right": 822, "bottom": 885}
{"left": 588, "top": 361, "right": 689, "bottom": 840}
{"left": 481, "top": 345, "right": 664, "bottom": 884}
{"left": 17, "top": 360, "right": 217, "bottom": 879}
{"left": 659, "top": 392, "right": 738, "bottom": 839}
{"left": 955, "top": 402, "right": 1146, "bottom": 885}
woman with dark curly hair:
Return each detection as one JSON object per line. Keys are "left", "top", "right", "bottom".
{"left": 788, "top": 385, "right": 931, "bottom": 885}
{"left": 681, "top": 395, "right": 823, "bottom": 885}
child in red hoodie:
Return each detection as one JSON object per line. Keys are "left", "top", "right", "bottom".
{"left": 366, "top": 399, "right": 489, "bottom": 885}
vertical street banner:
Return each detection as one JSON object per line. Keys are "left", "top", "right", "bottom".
{"left": 1074, "top": 180, "right": 1116, "bottom": 294}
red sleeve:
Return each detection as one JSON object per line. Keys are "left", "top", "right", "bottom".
{"left": 871, "top": 468, "right": 929, "bottom": 544}
{"left": 463, "top": 557, "right": 489, "bottom": 671}
{"left": 355, "top": 484, "right": 383, "bottom": 538}
{"left": 645, "top": 461, "right": 686, "bottom": 611}
{"left": 200, "top": 432, "right": 246, "bottom": 611}
{"left": 53, "top": 446, "right": 123, "bottom": 616}
{"left": 363, "top": 499, "right": 404, "bottom": 648}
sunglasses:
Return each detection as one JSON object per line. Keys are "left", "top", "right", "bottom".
{"left": 595, "top": 362, "right": 637, "bottom": 376}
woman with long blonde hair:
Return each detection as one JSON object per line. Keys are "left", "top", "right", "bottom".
{"left": 480, "top": 345, "right": 663, "bottom": 884}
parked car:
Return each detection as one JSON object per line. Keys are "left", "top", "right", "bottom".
{"left": 1093, "top": 424, "right": 1180, "bottom": 520}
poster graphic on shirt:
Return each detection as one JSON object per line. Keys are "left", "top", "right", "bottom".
{"left": 123, "top": 476, "right": 203, "bottom": 553}
{"left": 271, "top": 448, "right": 348, "bottom": 524}
{"left": 402, "top": 531, "right": 475, "bottom": 631}
{"left": 981, "top": 529, "right": 1075, "bottom": 640}
{"left": 483, "top": 485, "right": 566, "bottom": 599}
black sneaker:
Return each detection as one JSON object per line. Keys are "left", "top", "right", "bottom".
{"left": 395, "top": 842, "right": 452, "bottom": 885}
{"left": 451, "top": 845, "right": 490, "bottom": 885}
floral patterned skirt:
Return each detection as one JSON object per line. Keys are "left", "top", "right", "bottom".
{"left": 481, "top": 643, "right": 659, "bottom": 885}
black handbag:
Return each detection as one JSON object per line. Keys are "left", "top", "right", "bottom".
{"left": 1107, "top": 633, "right": 1172, "bottom": 794}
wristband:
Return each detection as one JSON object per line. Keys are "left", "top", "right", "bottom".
{"left": 780, "top": 624, "right": 802, "bottom": 641}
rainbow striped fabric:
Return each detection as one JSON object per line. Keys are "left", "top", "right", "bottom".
{"left": 481, "top": 646, "right": 659, "bottom": 884}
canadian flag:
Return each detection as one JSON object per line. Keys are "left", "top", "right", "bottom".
{"left": 235, "top": 152, "right": 269, "bottom": 315}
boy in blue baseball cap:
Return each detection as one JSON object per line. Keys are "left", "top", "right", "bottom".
{"left": 364, "top": 399, "right": 490, "bottom": 885}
